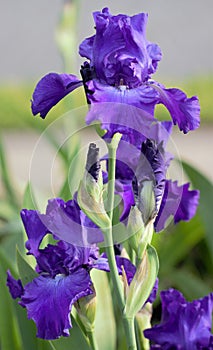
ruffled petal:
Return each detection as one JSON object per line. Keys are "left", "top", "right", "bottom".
{"left": 146, "top": 42, "right": 162, "bottom": 75}
{"left": 152, "top": 83, "right": 200, "bottom": 133}
{"left": 79, "top": 35, "right": 95, "bottom": 60}
{"left": 85, "top": 80, "right": 160, "bottom": 136}
{"left": 21, "top": 209, "right": 48, "bottom": 256}
{"left": 7, "top": 270, "right": 24, "bottom": 299}
{"left": 20, "top": 269, "right": 93, "bottom": 339}
{"left": 31, "top": 73, "right": 83, "bottom": 118}
{"left": 144, "top": 289, "right": 213, "bottom": 349}
{"left": 155, "top": 180, "right": 199, "bottom": 232}
{"left": 40, "top": 198, "right": 103, "bottom": 247}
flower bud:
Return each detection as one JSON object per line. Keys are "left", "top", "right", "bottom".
{"left": 124, "top": 245, "right": 159, "bottom": 319}
{"left": 127, "top": 206, "right": 154, "bottom": 259}
{"left": 78, "top": 143, "right": 110, "bottom": 229}
{"left": 74, "top": 286, "right": 96, "bottom": 332}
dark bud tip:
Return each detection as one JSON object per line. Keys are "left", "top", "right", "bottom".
{"left": 86, "top": 143, "right": 101, "bottom": 182}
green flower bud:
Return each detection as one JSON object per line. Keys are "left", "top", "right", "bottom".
{"left": 124, "top": 245, "right": 159, "bottom": 319}
{"left": 78, "top": 143, "right": 110, "bottom": 229}
{"left": 75, "top": 286, "right": 96, "bottom": 332}
{"left": 127, "top": 206, "right": 154, "bottom": 260}
{"left": 137, "top": 180, "right": 156, "bottom": 226}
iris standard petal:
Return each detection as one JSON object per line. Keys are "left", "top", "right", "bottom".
{"left": 20, "top": 269, "right": 93, "bottom": 340}
{"left": 155, "top": 180, "right": 199, "bottom": 232}
{"left": 21, "top": 209, "right": 48, "bottom": 256}
{"left": 31, "top": 73, "right": 83, "bottom": 118}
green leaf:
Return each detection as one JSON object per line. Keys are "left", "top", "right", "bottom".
{"left": 155, "top": 215, "right": 204, "bottom": 275}
{"left": 52, "top": 316, "right": 91, "bottom": 350}
{"left": 16, "top": 248, "right": 37, "bottom": 285}
{"left": 91, "top": 270, "right": 116, "bottom": 350}
{"left": 23, "top": 182, "right": 37, "bottom": 209}
{"left": 182, "top": 161, "right": 213, "bottom": 259}
{"left": 0, "top": 250, "right": 23, "bottom": 350}
{"left": 0, "top": 136, "right": 19, "bottom": 209}
{"left": 170, "top": 268, "right": 211, "bottom": 300}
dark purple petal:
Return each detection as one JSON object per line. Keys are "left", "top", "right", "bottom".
{"left": 21, "top": 209, "right": 48, "bottom": 256}
{"left": 39, "top": 198, "right": 103, "bottom": 247}
{"left": 144, "top": 289, "right": 213, "bottom": 349}
{"left": 155, "top": 180, "right": 200, "bottom": 232}
{"left": 35, "top": 241, "right": 83, "bottom": 276}
{"left": 135, "top": 140, "right": 168, "bottom": 213}
{"left": 152, "top": 83, "right": 200, "bottom": 133}
{"left": 146, "top": 278, "right": 158, "bottom": 304}
{"left": 115, "top": 256, "right": 136, "bottom": 284}
{"left": 20, "top": 270, "right": 93, "bottom": 340}
{"left": 116, "top": 181, "right": 135, "bottom": 221}
{"left": 82, "top": 9, "right": 161, "bottom": 87}
{"left": 147, "top": 42, "right": 162, "bottom": 75}
{"left": 31, "top": 73, "right": 83, "bottom": 118}
{"left": 7, "top": 270, "right": 24, "bottom": 299}
{"left": 79, "top": 36, "right": 95, "bottom": 60}
{"left": 86, "top": 79, "right": 159, "bottom": 115}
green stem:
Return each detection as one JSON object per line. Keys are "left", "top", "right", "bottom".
{"left": 104, "top": 136, "right": 125, "bottom": 309}
{"left": 104, "top": 227, "right": 125, "bottom": 309}
{"left": 106, "top": 142, "right": 117, "bottom": 220}
{"left": 87, "top": 330, "right": 99, "bottom": 350}
{"left": 103, "top": 134, "right": 137, "bottom": 349}
{"left": 123, "top": 317, "right": 137, "bottom": 350}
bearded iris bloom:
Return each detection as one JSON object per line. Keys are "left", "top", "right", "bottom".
{"left": 113, "top": 135, "right": 199, "bottom": 230}
{"left": 31, "top": 8, "right": 200, "bottom": 134}
{"left": 6, "top": 201, "right": 106, "bottom": 340}
{"left": 144, "top": 289, "right": 213, "bottom": 349}
{"left": 6, "top": 194, "right": 143, "bottom": 339}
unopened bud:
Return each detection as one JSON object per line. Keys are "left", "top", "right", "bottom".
{"left": 127, "top": 206, "right": 154, "bottom": 259}
{"left": 75, "top": 286, "right": 96, "bottom": 332}
{"left": 78, "top": 143, "right": 110, "bottom": 229}
{"left": 124, "top": 245, "right": 159, "bottom": 319}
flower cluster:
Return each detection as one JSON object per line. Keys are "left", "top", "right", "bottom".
{"left": 7, "top": 7, "right": 212, "bottom": 350}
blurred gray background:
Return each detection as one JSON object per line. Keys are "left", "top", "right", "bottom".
{"left": 1, "top": 0, "right": 213, "bottom": 82}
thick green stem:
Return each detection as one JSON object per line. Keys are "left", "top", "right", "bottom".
{"left": 104, "top": 227, "right": 125, "bottom": 309}
{"left": 103, "top": 134, "right": 137, "bottom": 349}
{"left": 123, "top": 317, "right": 137, "bottom": 350}
{"left": 87, "top": 330, "right": 99, "bottom": 350}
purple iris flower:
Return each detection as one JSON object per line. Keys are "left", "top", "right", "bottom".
{"left": 31, "top": 8, "right": 200, "bottom": 134}
{"left": 113, "top": 135, "right": 199, "bottom": 230}
{"left": 6, "top": 201, "right": 108, "bottom": 340}
{"left": 144, "top": 288, "right": 213, "bottom": 350}
{"left": 6, "top": 197, "right": 142, "bottom": 339}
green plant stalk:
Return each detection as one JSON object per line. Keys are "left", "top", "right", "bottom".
{"left": 87, "top": 330, "right": 99, "bottom": 350}
{"left": 123, "top": 317, "right": 137, "bottom": 350}
{"left": 103, "top": 136, "right": 137, "bottom": 349}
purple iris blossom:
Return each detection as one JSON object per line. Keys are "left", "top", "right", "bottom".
{"left": 7, "top": 203, "right": 109, "bottom": 340}
{"left": 144, "top": 288, "right": 213, "bottom": 350}
{"left": 31, "top": 8, "right": 200, "bottom": 134}
{"left": 113, "top": 135, "right": 199, "bottom": 230}
{"left": 7, "top": 197, "right": 143, "bottom": 340}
